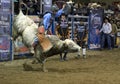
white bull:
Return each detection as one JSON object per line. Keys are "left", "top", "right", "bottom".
{"left": 33, "top": 35, "right": 82, "bottom": 72}
{"left": 13, "top": 10, "right": 82, "bottom": 72}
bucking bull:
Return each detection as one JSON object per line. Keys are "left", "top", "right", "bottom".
{"left": 13, "top": 10, "right": 83, "bottom": 72}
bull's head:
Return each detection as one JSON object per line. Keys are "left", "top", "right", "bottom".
{"left": 64, "top": 39, "right": 81, "bottom": 53}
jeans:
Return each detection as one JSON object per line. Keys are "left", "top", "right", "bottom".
{"left": 101, "top": 33, "right": 112, "bottom": 49}
{"left": 111, "top": 34, "right": 116, "bottom": 48}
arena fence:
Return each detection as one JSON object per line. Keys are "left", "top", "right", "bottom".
{"left": 0, "top": 0, "right": 13, "bottom": 61}
{"left": 67, "top": 15, "right": 89, "bottom": 40}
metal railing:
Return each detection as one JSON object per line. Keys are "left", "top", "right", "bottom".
{"left": 67, "top": 15, "right": 89, "bottom": 40}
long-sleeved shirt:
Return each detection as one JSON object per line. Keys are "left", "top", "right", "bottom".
{"left": 43, "top": 9, "right": 64, "bottom": 30}
{"left": 100, "top": 22, "right": 112, "bottom": 34}
{"left": 55, "top": 9, "right": 64, "bottom": 18}
{"left": 43, "top": 13, "right": 52, "bottom": 30}
{"left": 111, "top": 23, "right": 117, "bottom": 34}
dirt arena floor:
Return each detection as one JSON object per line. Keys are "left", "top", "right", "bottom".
{"left": 0, "top": 48, "right": 120, "bottom": 84}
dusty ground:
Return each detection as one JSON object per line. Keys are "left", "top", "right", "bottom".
{"left": 0, "top": 48, "right": 120, "bottom": 84}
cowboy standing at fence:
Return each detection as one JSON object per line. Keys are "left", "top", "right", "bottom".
{"left": 75, "top": 20, "right": 87, "bottom": 58}
{"left": 58, "top": 13, "right": 69, "bottom": 40}
{"left": 57, "top": 13, "right": 69, "bottom": 61}
{"left": 99, "top": 18, "right": 112, "bottom": 50}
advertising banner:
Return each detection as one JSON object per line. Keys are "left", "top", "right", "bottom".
{"left": 14, "top": 36, "right": 30, "bottom": 56}
{"left": 88, "top": 9, "right": 103, "bottom": 49}
{"left": 43, "top": 0, "right": 52, "bottom": 13}
{"left": 0, "top": 0, "right": 12, "bottom": 61}
{"left": 0, "top": 0, "right": 11, "bottom": 12}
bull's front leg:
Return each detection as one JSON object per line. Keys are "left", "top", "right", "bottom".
{"left": 60, "top": 51, "right": 68, "bottom": 61}
{"left": 75, "top": 47, "right": 82, "bottom": 59}
{"left": 60, "top": 53, "right": 63, "bottom": 61}
{"left": 76, "top": 47, "right": 87, "bottom": 59}
{"left": 82, "top": 47, "right": 86, "bottom": 59}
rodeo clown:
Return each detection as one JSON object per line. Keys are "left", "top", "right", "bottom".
{"left": 75, "top": 20, "right": 87, "bottom": 59}
{"left": 43, "top": 2, "right": 67, "bottom": 34}
{"left": 33, "top": 3, "right": 66, "bottom": 46}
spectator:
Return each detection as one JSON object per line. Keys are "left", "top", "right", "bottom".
{"left": 75, "top": 20, "right": 87, "bottom": 46}
{"left": 110, "top": 20, "right": 118, "bottom": 48}
{"left": 99, "top": 18, "right": 112, "bottom": 50}
{"left": 75, "top": 20, "right": 87, "bottom": 58}
{"left": 27, "top": 1, "right": 35, "bottom": 15}
{"left": 32, "top": 0, "right": 40, "bottom": 15}
{"left": 20, "top": 1, "right": 28, "bottom": 15}
{"left": 58, "top": 13, "right": 69, "bottom": 40}
{"left": 116, "top": 21, "right": 120, "bottom": 29}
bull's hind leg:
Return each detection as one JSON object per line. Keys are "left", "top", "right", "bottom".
{"left": 75, "top": 47, "right": 81, "bottom": 59}
{"left": 37, "top": 55, "right": 48, "bottom": 72}
{"left": 41, "top": 59, "right": 48, "bottom": 72}
{"left": 35, "top": 45, "right": 48, "bottom": 72}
